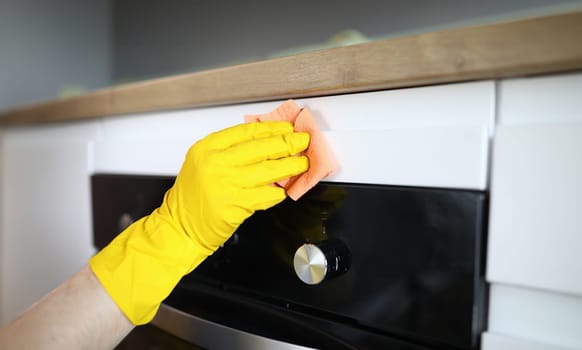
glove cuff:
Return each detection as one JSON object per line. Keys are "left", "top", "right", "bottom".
{"left": 89, "top": 213, "right": 209, "bottom": 325}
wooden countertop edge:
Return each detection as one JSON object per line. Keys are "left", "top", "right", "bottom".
{"left": 2, "top": 10, "right": 582, "bottom": 125}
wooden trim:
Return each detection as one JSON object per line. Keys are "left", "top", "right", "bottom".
{"left": 2, "top": 10, "right": 582, "bottom": 125}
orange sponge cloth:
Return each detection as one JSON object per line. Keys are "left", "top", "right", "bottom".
{"left": 245, "top": 100, "right": 337, "bottom": 200}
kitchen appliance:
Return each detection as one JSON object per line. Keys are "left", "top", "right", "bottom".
{"left": 92, "top": 174, "right": 487, "bottom": 350}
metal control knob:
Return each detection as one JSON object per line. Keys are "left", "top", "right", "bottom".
{"left": 293, "top": 239, "right": 351, "bottom": 285}
{"left": 117, "top": 213, "right": 135, "bottom": 232}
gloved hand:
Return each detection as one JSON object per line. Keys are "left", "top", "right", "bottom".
{"left": 89, "top": 121, "right": 310, "bottom": 325}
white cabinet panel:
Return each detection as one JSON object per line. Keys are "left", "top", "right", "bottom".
{"left": 482, "top": 332, "right": 578, "bottom": 350}
{"left": 94, "top": 106, "right": 246, "bottom": 176}
{"left": 499, "top": 73, "right": 582, "bottom": 125}
{"left": 0, "top": 121, "right": 98, "bottom": 326}
{"left": 487, "top": 125, "right": 582, "bottom": 295}
{"left": 324, "top": 127, "right": 488, "bottom": 188}
{"left": 295, "top": 80, "right": 494, "bottom": 131}
{"left": 487, "top": 284, "right": 582, "bottom": 349}
{"left": 95, "top": 81, "right": 494, "bottom": 190}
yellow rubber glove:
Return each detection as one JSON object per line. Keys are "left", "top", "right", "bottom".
{"left": 89, "top": 121, "right": 310, "bottom": 325}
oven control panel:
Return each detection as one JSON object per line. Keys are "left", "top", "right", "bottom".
{"left": 91, "top": 175, "right": 487, "bottom": 350}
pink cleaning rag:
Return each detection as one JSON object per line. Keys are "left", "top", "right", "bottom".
{"left": 245, "top": 100, "right": 337, "bottom": 200}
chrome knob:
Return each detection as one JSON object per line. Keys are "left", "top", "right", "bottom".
{"left": 293, "top": 239, "right": 351, "bottom": 285}
{"left": 117, "top": 213, "right": 135, "bottom": 232}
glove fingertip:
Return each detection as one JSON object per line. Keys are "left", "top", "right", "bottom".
{"left": 293, "top": 155, "right": 310, "bottom": 174}
{"left": 286, "top": 132, "right": 310, "bottom": 155}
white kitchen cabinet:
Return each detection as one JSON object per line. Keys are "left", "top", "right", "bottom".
{"left": 94, "top": 81, "right": 494, "bottom": 190}
{"left": 488, "top": 73, "right": 582, "bottom": 295}
{"left": 2, "top": 72, "right": 581, "bottom": 350}
{"left": 0, "top": 80, "right": 494, "bottom": 327}
{"left": 485, "top": 72, "right": 582, "bottom": 350}
{"left": 485, "top": 283, "right": 582, "bottom": 349}
{"left": 0, "top": 121, "right": 98, "bottom": 326}
{"left": 488, "top": 125, "right": 582, "bottom": 295}
{"left": 482, "top": 332, "right": 578, "bottom": 350}
{"left": 498, "top": 73, "right": 582, "bottom": 126}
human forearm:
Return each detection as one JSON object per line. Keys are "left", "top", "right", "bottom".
{"left": 0, "top": 265, "right": 134, "bottom": 350}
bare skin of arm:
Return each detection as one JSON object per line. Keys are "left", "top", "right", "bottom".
{"left": 0, "top": 265, "right": 134, "bottom": 349}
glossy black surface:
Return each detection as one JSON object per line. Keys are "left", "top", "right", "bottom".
{"left": 92, "top": 175, "right": 487, "bottom": 350}
{"left": 306, "top": 238, "right": 352, "bottom": 281}
{"left": 91, "top": 174, "right": 174, "bottom": 249}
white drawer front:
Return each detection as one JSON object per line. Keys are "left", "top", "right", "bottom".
{"left": 482, "top": 332, "right": 577, "bottom": 350}
{"left": 499, "top": 73, "right": 582, "bottom": 125}
{"left": 94, "top": 81, "right": 493, "bottom": 190}
{"left": 487, "top": 125, "right": 582, "bottom": 295}
{"left": 324, "top": 127, "right": 488, "bottom": 188}
{"left": 486, "top": 283, "right": 582, "bottom": 349}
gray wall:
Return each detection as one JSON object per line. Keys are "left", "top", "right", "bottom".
{"left": 0, "top": 0, "right": 111, "bottom": 111}
{"left": 113, "top": 0, "right": 582, "bottom": 82}
{"left": 1, "top": 0, "right": 580, "bottom": 111}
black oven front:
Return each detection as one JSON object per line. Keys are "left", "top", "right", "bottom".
{"left": 92, "top": 174, "right": 487, "bottom": 350}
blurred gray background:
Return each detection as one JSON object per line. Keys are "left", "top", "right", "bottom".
{"left": 1, "top": 0, "right": 581, "bottom": 111}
